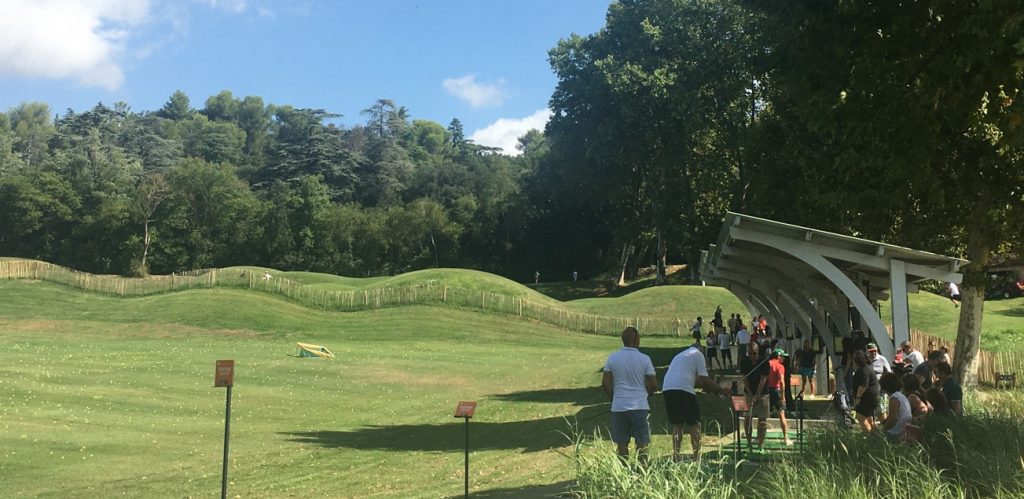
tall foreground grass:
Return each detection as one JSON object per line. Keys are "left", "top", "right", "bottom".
{"left": 572, "top": 390, "right": 1024, "bottom": 498}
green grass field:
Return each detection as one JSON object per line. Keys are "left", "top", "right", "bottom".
{"left": 0, "top": 279, "right": 727, "bottom": 497}
{"left": 1, "top": 264, "right": 1022, "bottom": 497}
{"left": 879, "top": 292, "right": 1024, "bottom": 352}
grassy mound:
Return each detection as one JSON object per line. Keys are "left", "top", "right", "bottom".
{"left": 567, "top": 285, "right": 745, "bottom": 320}
{"left": 0, "top": 280, "right": 694, "bottom": 497}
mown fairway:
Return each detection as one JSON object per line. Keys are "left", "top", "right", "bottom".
{"left": 2, "top": 268, "right": 1022, "bottom": 498}
{"left": 0, "top": 279, "right": 699, "bottom": 498}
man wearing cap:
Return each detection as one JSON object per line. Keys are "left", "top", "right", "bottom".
{"left": 767, "top": 348, "right": 795, "bottom": 446}
{"left": 867, "top": 343, "right": 892, "bottom": 378}
{"left": 602, "top": 327, "right": 658, "bottom": 463}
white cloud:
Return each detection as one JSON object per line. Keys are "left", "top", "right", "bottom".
{"left": 442, "top": 74, "right": 509, "bottom": 108}
{"left": 0, "top": 0, "right": 282, "bottom": 90}
{"left": 470, "top": 108, "right": 551, "bottom": 156}
{"left": 0, "top": 0, "right": 153, "bottom": 90}
{"left": 196, "top": 0, "right": 247, "bottom": 14}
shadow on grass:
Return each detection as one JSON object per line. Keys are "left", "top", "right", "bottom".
{"left": 448, "top": 480, "right": 574, "bottom": 498}
{"left": 282, "top": 384, "right": 736, "bottom": 453}
{"left": 282, "top": 404, "right": 610, "bottom": 453}
{"left": 990, "top": 305, "right": 1024, "bottom": 318}
{"left": 491, "top": 387, "right": 605, "bottom": 406}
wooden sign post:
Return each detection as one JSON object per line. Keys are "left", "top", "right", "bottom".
{"left": 454, "top": 401, "right": 477, "bottom": 498}
{"left": 214, "top": 360, "right": 234, "bottom": 499}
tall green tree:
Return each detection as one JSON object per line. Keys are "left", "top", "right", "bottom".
{"left": 546, "top": 0, "right": 757, "bottom": 283}
{"left": 156, "top": 90, "right": 193, "bottom": 121}
{"left": 744, "top": 0, "right": 1024, "bottom": 384}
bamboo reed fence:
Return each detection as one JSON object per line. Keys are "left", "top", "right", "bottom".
{"left": 0, "top": 258, "right": 687, "bottom": 336}
{"left": 2, "top": 258, "right": 1021, "bottom": 386}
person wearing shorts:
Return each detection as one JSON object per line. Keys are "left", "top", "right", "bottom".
{"left": 718, "top": 329, "right": 733, "bottom": 370}
{"left": 767, "top": 349, "right": 794, "bottom": 446}
{"left": 706, "top": 334, "right": 721, "bottom": 370}
{"left": 602, "top": 327, "right": 658, "bottom": 463}
{"left": 662, "top": 345, "right": 731, "bottom": 461}
{"left": 796, "top": 340, "right": 817, "bottom": 396}
{"left": 741, "top": 342, "right": 770, "bottom": 449}
{"left": 851, "top": 350, "right": 880, "bottom": 432}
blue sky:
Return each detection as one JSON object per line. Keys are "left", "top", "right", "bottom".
{"left": 0, "top": 0, "right": 610, "bottom": 154}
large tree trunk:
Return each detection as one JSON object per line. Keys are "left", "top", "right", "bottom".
{"left": 617, "top": 242, "right": 632, "bottom": 286}
{"left": 627, "top": 244, "right": 649, "bottom": 281}
{"left": 655, "top": 228, "right": 667, "bottom": 285}
{"left": 952, "top": 229, "right": 991, "bottom": 386}
{"left": 141, "top": 218, "right": 152, "bottom": 274}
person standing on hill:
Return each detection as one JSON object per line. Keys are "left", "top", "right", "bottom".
{"left": 947, "top": 281, "right": 961, "bottom": 308}
{"left": 713, "top": 305, "right": 723, "bottom": 328}
{"left": 662, "top": 344, "right": 731, "bottom": 461}
{"left": 717, "top": 328, "right": 733, "bottom": 370}
{"left": 706, "top": 333, "right": 721, "bottom": 370}
{"left": 602, "top": 327, "right": 657, "bottom": 463}
{"left": 736, "top": 323, "right": 751, "bottom": 364}
{"left": 727, "top": 314, "right": 737, "bottom": 336}
{"left": 691, "top": 317, "right": 703, "bottom": 341}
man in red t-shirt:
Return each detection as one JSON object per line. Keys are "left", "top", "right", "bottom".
{"left": 767, "top": 349, "right": 794, "bottom": 446}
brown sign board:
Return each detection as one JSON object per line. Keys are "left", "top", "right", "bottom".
{"left": 454, "top": 401, "right": 477, "bottom": 418}
{"left": 215, "top": 360, "right": 235, "bottom": 387}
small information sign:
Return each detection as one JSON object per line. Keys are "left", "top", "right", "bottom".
{"left": 454, "top": 401, "right": 477, "bottom": 418}
{"left": 214, "top": 360, "right": 235, "bottom": 387}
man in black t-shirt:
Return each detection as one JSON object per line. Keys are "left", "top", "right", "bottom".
{"left": 914, "top": 350, "right": 946, "bottom": 390}
{"left": 850, "top": 350, "right": 879, "bottom": 432}
{"left": 741, "top": 343, "right": 770, "bottom": 450}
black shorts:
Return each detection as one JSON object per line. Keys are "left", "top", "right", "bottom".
{"left": 707, "top": 348, "right": 718, "bottom": 358}
{"left": 854, "top": 393, "right": 879, "bottom": 417}
{"left": 720, "top": 348, "right": 732, "bottom": 360}
{"left": 663, "top": 390, "right": 700, "bottom": 426}
{"left": 769, "top": 388, "right": 784, "bottom": 412}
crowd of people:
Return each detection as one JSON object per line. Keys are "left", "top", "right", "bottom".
{"left": 602, "top": 309, "right": 967, "bottom": 462}
{"left": 843, "top": 337, "right": 963, "bottom": 441}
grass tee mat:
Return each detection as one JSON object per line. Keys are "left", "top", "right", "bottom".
{"left": 0, "top": 280, "right": 697, "bottom": 497}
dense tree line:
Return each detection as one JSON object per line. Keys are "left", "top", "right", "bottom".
{"left": 1, "top": 0, "right": 1021, "bottom": 381}
{"left": 0, "top": 93, "right": 542, "bottom": 279}
{"left": 536, "top": 0, "right": 1023, "bottom": 384}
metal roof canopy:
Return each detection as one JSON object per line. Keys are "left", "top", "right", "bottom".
{"left": 700, "top": 212, "right": 967, "bottom": 361}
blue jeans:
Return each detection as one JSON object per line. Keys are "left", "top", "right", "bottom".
{"left": 610, "top": 410, "right": 650, "bottom": 445}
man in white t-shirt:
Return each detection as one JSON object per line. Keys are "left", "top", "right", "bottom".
{"left": 899, "top": 341, "right": 925, "bottom": 370}
{"left": 662, "top": 346, "right": 731, "bottom": 461}
{"left": 948, "top": 282, "right": 961, "bottom": 308}
{"left": 602, "top": 327, "right": 657, "bottom": 462}
{"left": 736, "top": 325, "right": 751, "bottom": 364}
{"left": 717, "top": 329, "right": 733, "bottom": 370}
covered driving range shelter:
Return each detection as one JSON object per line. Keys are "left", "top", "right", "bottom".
{"left": 700, "top": 212, "right": 966, "bottom": 390}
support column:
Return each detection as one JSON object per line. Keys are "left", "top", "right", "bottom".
{"left": 890, "top": 259, "right": 910, "bottom": 351}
